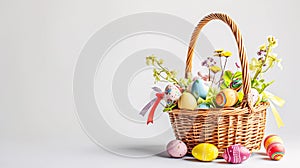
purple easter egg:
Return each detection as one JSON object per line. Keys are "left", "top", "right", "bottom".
{"left": 166, "top": 140, "right": 187, "bottom": 158}
{"left": 222, "top": 144, "right": 251, "bottom": 164}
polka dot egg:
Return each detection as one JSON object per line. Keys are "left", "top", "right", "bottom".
{"left": 164, "top": 84, "right": 182, "bottom": 105}
{"left": 166, "top": 140, "right": 187, "bottom": 158}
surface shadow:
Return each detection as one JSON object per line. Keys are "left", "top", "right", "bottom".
{"left": 253, "top": 152, "right": 268, "bottom": 156}
{"left": 115, "top": 145, "right": 167, "bottom": 157}
{"left": 261, "top": 157, "right": 272, "bottom": 161}
{"left": 183, "top": 157, "right": 200, "bottom": 162}
{"left": 155, "top": 151, "right": 170, "bottom": 158}
{"left": 215, "top": 161, "right": 229, "bottom": 164}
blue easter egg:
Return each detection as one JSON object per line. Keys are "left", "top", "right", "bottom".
{"left": 197, "top": 103, "right": 210, "bottom": 109}
{"left": 191, "top": 79, "right": 208, "bottom": 99}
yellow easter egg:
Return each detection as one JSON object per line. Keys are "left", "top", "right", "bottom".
{"left": 178, "top": 92, "right": 197, "bottom": 110}
{"left": 216, "top": 88, "right": 238, "bottom": 107}
{"left": 192, "top": 143, "right": 219, "bottom": 161}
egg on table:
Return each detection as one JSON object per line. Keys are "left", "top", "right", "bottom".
{"left": 222, "top": 144, "right": 251, "bottom": 164}
{"left": 166, "top": 140, "right": 187, "bottom": 158}
{"left": 264, "top": 134, "right": 284, "bottom": 150}
{"left": 191, "top": 79, "right": 208, "bottom": 99}
{"left": 192, "top": 143, "right": 219, "bottom": 161}
{"left": 215, "top": 88, "right": 238, "bottom": 107}
{"left": 266, "top": 142, "right": 285, "bottom": 161}
{"left": 263, "top": 134, "right": 285, "bottom": 161}
{"left": 164, "top": 84, "right": 182, "bottom": 105}
{"left": 178, "top": 92, "right": 197, "bottom": 110}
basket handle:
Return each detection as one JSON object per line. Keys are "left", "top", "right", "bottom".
{"left": 185, "top": 13, "right": 253, "bottom": 110}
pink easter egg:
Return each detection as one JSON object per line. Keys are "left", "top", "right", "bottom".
{"left": 166, "top": 140, "right": 187, "bottom": 158}
{"left": 222, "top": 144, "right": 251, "bottom": 164}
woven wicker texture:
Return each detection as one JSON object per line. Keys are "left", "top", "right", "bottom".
{"left": 168, "top": 13, "right": 269, "bottom": 157}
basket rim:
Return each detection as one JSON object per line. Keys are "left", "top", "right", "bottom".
{"left": 167, "top": 102, "right": 269, "bottom": 116}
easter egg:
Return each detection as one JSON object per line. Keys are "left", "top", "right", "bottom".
{"left": 166, "top": 140, "right": 187, "bottom": 158}
{"left": 192, "top": 143, "right": 219, "bottom": 161}
{"left": 215, "top": 89, "right": 238, "bottom": 107}
{"left": 250, "top": 88, "right": 260, "bottom": 105}
{"left": 164, "top": 84, "right": 182, "bottom": 105}
{"left": 191, "top": 79, "right": 208, "bottom": 99}
{"left": 197, "top": 103, "right": 210, "bottom": 109}
{"left": 230, "top": 78, "right": 242, "bottom": 91}
{"left": 178, "top": 92, "right": 197, "bottom": 110}
{"left": 266, "top": 142, "right": 285, "bottom": 160}
{"left": 222, "top": 144, "right": 251, "bottom": 164}
{"left": 264, "top": 135, "right": 284, "bottom": 150}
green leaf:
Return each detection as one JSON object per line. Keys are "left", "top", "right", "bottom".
{"left": 222, "top": 70, "right": 233, "bottom": 86}
{"left": 197, "top": 97, "right": 205, "bottom": 105}
{"left": 220, "top": 83, "right": 228, "bottom": 89}
{"left": 260, "top": 80, "right": 274, "bottom": 93}
{"left": 237, "top": 91, "right": 244, "bottom": 102}
{"left": 205, "top": 87, "right": 219, "bottom": 107}
{"left": 163, "top": 103, "right": 177, "bottom": 112}
{"left": 251, "top": 78, "right": 260, "bottom": 88}
{"left": 233, "top": 71, "right": 242, "bottom": 79}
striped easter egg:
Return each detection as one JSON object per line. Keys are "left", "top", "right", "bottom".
{"left": 216, "top": 89, "right": 238, "bottom": 107}
{"left": 266, "top": 142, "right": 285, "bottom": 161}
{"left": 264, "top": 135, "right": 284, "bottom": 150}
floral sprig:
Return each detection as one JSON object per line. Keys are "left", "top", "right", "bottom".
{"left": 146, "top": 55, "right": 193, "bottom": 90}
{"left": 250, "top": 36, "right": 282, "bottom": 94}
{"left": 251, "top": 36, "right": 282, "bottom": 80}
{"left": 201, "top": 49, "right": 233, "bottom": 86}
{"left": 201, "top": 57, "right": 217, "bottom": 81}
{"left": 146, "top": 55, "right": 179, "bottom": 84}
{"left": 214, "top": 49, "right": 232, "bottom": 81}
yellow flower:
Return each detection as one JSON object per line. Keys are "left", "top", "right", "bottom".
{"left": 249, "top": 58, "right": 261, "bottom": 71}
{"left": 214, "top": 49, "right": 224, "bottom": 53}
{"left": 268, "top": 36, "right": 277, "bottom": 47}
{"left": 259, "top": 44, "right": 266, "bottom": 51}
{"left": 209, "top": 66, "right": 221, "bottom": 73}
{"left": 221, "top": 51, "right": 232, "bottom": 57}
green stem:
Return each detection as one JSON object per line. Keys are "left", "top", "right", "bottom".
{"left": 219, "top": 57, "right": 228, "bottom": 86}
{"left": 261, "top": 63, "right": 273, "bottom": 73}
{"left": 155, "top": 61, "right": 179, "bottom": 84}
{"left": 252, "top": 45, "right": 272, "bottom": 81}
{"left": 219, "top": 57, "right": 223, "bottom": 73}
{"left": 210, "top": 73, "right": 216, "bottom": 88}
{"left": 253, "top": 68, "right": 262, "bottom": 81}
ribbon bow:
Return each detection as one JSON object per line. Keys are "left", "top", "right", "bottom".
{"left": 139, "top": 87, "right": 164, "bottom": 125}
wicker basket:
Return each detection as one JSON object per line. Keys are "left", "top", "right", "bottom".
{"left": 168, "top": 13, "right": 269, "bottom": 157}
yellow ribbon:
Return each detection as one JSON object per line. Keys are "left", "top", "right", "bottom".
{"left": 269, "top": 101, "right": 284, "bottom": 128}
{"left": 263, "top": 91, "right": 285, "bottom": 128}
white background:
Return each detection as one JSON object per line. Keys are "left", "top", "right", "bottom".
{"left": 0, "top": 0, "right": 299, "bottom": 167}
